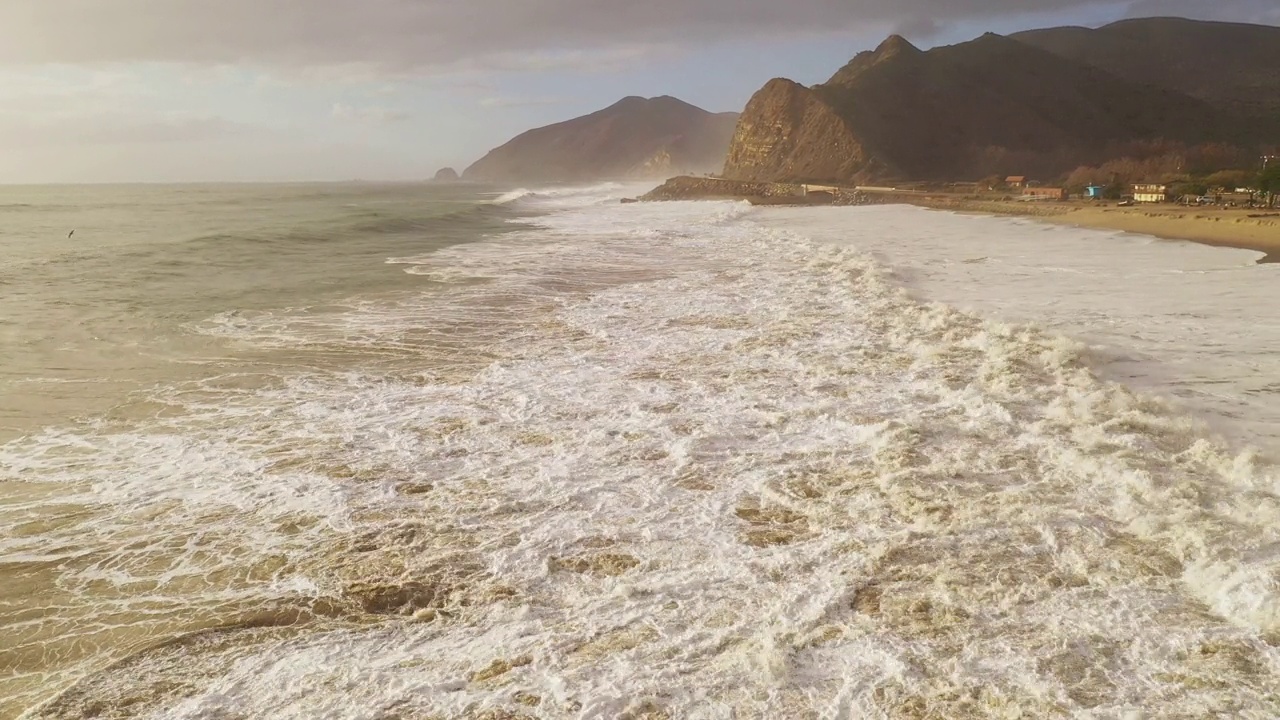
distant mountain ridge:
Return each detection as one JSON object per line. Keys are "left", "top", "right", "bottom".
{"left": 1012, "top": 17, "right": 1280, "bottom": 118}
{"left": 464, "top": 96, "right": 739, "bottom": 183}
{"left": 722, "top": 18, "right": 1279, "bottom": 184}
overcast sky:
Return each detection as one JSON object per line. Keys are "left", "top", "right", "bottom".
{"left": 1, "top": 0, "right": 1276, "bottom": 183}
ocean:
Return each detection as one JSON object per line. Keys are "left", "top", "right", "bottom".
{"left": 3, "top": 182, "right": 1279, "bottom": 718}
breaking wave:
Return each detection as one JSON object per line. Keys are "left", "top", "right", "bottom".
{"left": 6, "top": 188, "right": 1280, "bottom": 718}
{"left": 490, "top": 182, "right": 631, "bottom": 207}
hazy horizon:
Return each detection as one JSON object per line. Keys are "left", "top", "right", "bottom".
{"left": 2, "top": 0, "right": 1278, "bottom": 184}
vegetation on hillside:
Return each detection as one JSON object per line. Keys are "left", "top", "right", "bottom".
{"left": 1258, "top": 163, "right": 1280, "bottom": 207}
{"left": 1060, "top": 143, "right": 1274, "bottom": 201}
{"left": 723, "top": 18, "right": 1280, "bottom": 186}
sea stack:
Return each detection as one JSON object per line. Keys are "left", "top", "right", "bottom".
{"left": 433, "top": 167, "right": 460, "bottom": 182}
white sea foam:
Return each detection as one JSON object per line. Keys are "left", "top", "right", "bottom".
{"left": 10, "top": 190, "right": 1280, "bottom": 718}
{"left": 489, "top": 182, "right": 633, "bottom": 207}
{"left": 758, "top": 205, "right": 1280, "bottom": 449}
{"left": 491, "top": 188, "right": 535, "bottom": 205}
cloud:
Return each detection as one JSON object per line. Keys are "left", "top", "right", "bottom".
{"left": 472, "top": 45, "right": 669, "bottom": 74}
{"left": 331, "top": 103, "right": 412, "bottom": 123}
{"left": 893, "top": 16, "right": 945, "bottom": 40}
{"left": 0, "top": 111, "right": 264, "bottom": 146}
{"left": 0, "top": 68, "right": 153, "bottom": 105}
{"left": 2, "top": 0, "right": 1271, "bottom": 72}
{"left": 478, "top": 95, "right": 567, "bottom": 109}
{"left": 0, "top": 67, "right": 259, "bottom": 145}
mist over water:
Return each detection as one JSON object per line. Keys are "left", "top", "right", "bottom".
{"left": 3, "top": 183, "right": 1280, "bottom": 718}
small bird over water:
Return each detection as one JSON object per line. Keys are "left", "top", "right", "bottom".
{"left": 67, "top": 230, "right": 75, "bottom": 239}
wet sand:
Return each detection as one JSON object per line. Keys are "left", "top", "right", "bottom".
{"left": 913, "top": 198, "right": 1280, "bottom": 262}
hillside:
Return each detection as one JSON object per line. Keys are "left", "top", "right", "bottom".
{"left": 724, "top": 19, "right": 1278, "bottom": 184}
{"left": 464, "top": 96, "right": 739, "bottom": 183}
{"left": 1012, "top": 17, "right": 1280, "bottom": 117}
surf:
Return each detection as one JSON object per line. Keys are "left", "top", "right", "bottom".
{"left": 6, "top": 186, "right": 1280, "bottom": 718}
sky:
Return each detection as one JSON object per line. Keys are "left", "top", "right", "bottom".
{"left": 1, "top": 0, "right": 1277, "bottom": 183}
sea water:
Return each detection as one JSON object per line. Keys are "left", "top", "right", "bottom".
{"left": 3, "top": 183, "right": 1279, "bottom": 719}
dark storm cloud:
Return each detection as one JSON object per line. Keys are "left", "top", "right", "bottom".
{"left": 0, "top": 0, "right": 1273, "bottom": 68}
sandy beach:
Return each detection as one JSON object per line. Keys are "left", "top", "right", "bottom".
{"left": 642, "top": 177, "right": 1280, "bottom": 261}
{"left": 912, "top": 197, "right": 1280, "bottom": 261}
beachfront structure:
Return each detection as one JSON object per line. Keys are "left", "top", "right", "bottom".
{"left": 1021, "top": 187, "right": 1067, "bottom": 201}
{"left": 1005, "top": 176, "right": 1027, "bottom": 189}
{"left": 1085, "top": 185, "right": 1105, "bottom": 199}
{"left": 1133, "top": 184, "right": 1170, "bottom": 203}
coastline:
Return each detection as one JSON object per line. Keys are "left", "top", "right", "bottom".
{"left": 907, "top": 197, "right": 1280, "bottom": 263}
{"left": 639, "top": 177, "right": 1280, "bottom": 262}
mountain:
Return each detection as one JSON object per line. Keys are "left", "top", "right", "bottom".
{"left": 464, "top": 96, "right": 739, "bottom": 183}
{"left": 723, "top": 19, "right": 1278, "bottom": 184}
{"left": 432, "top": 167, "right": 460, "bottom": 182}
{"left": 1012, "top": 18, "right": 1280, "bottom": 118}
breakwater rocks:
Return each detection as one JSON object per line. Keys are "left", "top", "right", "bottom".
{"left": 642, "top": 176, "right": 802, "bottom": 201}
{"left": 640, "top": 176, "right": 879, "bottom": 206}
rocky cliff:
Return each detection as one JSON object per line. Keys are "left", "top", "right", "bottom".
{"left": 722, "top": 79, "right": 872, "bottom": 184}
{"left": 464, "top": 96, "right": 738, "bottom": 183}
{"left": 640, "top": 175, "right": 876, "bottom": 206}
{"left": 723, "top": 20, "right": 1276, "bottom": 184}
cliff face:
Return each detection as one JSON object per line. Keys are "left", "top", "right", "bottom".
{"left": 722, "top": 20, "right": 1275, "bottom": 184}
{"left": 464, "top": 96, "right": 738, "bottom": 183}
{"left": 723, "top": 79, "right": 873, "bottom": 183}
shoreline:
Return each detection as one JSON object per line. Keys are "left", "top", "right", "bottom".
{"left": 904, "top": 197, "right": 1280, "bottom": 263}
{"left": 638, "top": 177, "right": 1280, "bottom": 263}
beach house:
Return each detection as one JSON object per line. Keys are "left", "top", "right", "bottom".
{"left": 1021, "top": 187, "right": 1067, "bottom": 201}
{"left": 1133, "top": 184, "right": 1170, "bottom": 203}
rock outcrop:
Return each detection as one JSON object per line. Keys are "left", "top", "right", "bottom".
{"left": 640, "top": 176, "right": 876, "bottom": 206}
{"left": 464, "top": 96, "right": 738, "bottom": 183}
{"left": 723, "top": 79, "right": 871, "bottom": 183}
{"left": 722, "top": 20, "right": 1275, "bottom": 184}
{"left": 642, "top": 176, "right": 805, "bottom": 201}
{"left": 432, "top": 167, "right": 460, "bottom": 182}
